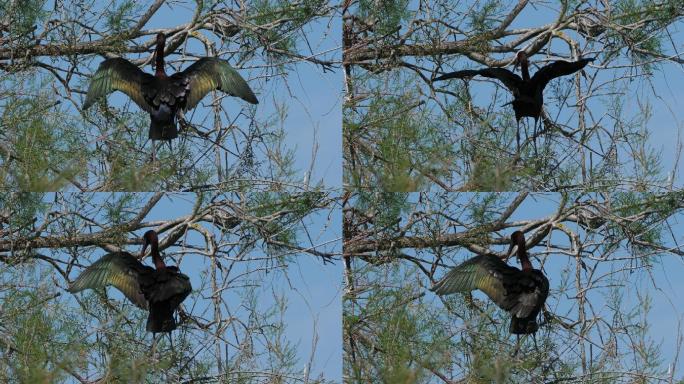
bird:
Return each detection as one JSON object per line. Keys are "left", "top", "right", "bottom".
{"left": 430, "top": 231, "right": 549, "bottom": 335}
{"left": 433, "top": 51, "right": 594, "bottom": 151}
{"left": 68, "top": 230, "right": 192, "bottom": 334}
{"left": 83, "top": 32, "right": 259, "bottom": 159}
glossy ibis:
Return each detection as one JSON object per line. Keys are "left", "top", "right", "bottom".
{"left": 68, "top": 230, "right": 192, "bottom": 333}
{"left": 430, "top": 231, "right": 549, "bottom": 335}
{"left": 83, "top": 33, "right": 259, "bottom": 159}
{"left": 433, "top": 51, "right": 594, "bottom": 151}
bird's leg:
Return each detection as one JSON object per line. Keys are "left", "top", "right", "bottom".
{"left": 516, "top": 119, "right": 521, "bottom": 156}
{"left": 529, "top": 118, "right": 538, "bottom": 159}
{"left": 168, "top": 332, "right": 174, "bottom": 350}
{"left": 511, "top": 334, "right": 521, "bottom": 357}
{"left": 177, "top": 111, "right": 188, "bottom": 134}
{"left": 537, "top": 117, "right": 543, "bottom": 159}
{"left": 151, "top": 332, "right": 158, "bottom": 359}
{"left": 151, "top": 140, "right": 157, "bottom": 162}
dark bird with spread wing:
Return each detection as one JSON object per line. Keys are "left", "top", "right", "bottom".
{"left": 68, "top": 230, "right": 192, "bottom": 333}
{"left": 430, "top": 231, "right": 549, "bottom": 334}
{"left": 433, "top": 51, "right": 594, "bottom": 150}
{"left": 83, "top": 33, "right": 258, "bottom": 158}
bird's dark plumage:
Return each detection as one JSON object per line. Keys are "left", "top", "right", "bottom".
{"left": 68, "top": 230, "right": 192, "bottom": 333}
{"left": 433, "top": 52, "right": 594, "bottom": 146}
{"left": 430, "top": 231, "right": 549, "bottom": 334}
{"left": 83, "top": 33, "right": 258, "bottom": 143}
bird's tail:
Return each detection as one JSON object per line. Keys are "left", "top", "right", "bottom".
{"left": 146, "top": 301, "right": 177, "bottom": 333}
{"left": 149, "top": 103, "right": 178, "bottom": 140}
{"left": 149, "top": 117, "right": 178, "bottom": 140}
{"left": 509, "top": 316, "right": 539, "bottom": 335}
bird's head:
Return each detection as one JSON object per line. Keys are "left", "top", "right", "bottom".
{"left": 141, "top": 230, "right": 159, "bottom": 256}
{"left": 507, "top": 230, "right": 526, "bottom": 259}
{"left": 508, "top": 230, "right": 534, "bottom": 271}
{"left": 142, "top": 229, "right": 167, "bottom": 269}
{"left": 513, "top": 51, "right": 528, "bottom": 71}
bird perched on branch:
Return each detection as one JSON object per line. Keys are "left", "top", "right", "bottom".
{"left": 68, "top": 230, "right": 192, "bottom": 334}
{"left": 433, "top": 51, "right": 594, "bottom": 151}
{"left": 83, "top": 33, "right": 258, "bottom": 159}
{"left": 431, "top": 231, "right": 549, "bottom": 335}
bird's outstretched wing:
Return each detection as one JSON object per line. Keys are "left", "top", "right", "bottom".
{"left": 434, "top": 68, "right": 523, "bottom": 93}
{"left": 68, "top": 252, "right": 150, "bottom": 309}
{"left": 531, "top": 57, "right": 595, "bottom": 89}
{"left": 430, "top": 254, "right": 518, "bottom": 312}
{"left": 177, "top": 57, "right": 258, "bottom": 111}
{"left": 83, "top": 58, "right": 155, "bottom": 112}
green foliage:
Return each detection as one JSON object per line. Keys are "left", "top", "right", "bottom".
{"left": 249, "top": 0, "right": 328, "bottom": 58}
{"left": 0, "top": 192, "right": 46, "bottom": 236}
{"left": 344, "top": 0, "right": 680, "bottom": 191}
{"left": 0, "top": 0, "right": 46, "bottom": 46}
{"left": 246, "top": 192, "right": 327, "bottom": 255}
{"left": 467, "top": 153, "right": 516, "bottom": 191}
{"left": 0, "top": 257, "right": 238, "bottom": 382}
{"left": 0, "top": 269, "right": 84, "bottom": 383}
{"left": 1, "top": 85, "right": 88, "bottom": 191}
{"left": 468, "top": 0, "right": 503, "bottom": 34}
{"left": 607, "top": 0, "right": 683, "bottom": 68}
{"left": 101, "top": 194, "right": 148, "bottom": 245}
{"left": 345, "top": 272, "right": 451, "bottom": 383}
{"left": 354, "top": 191, "right": 409, "bottom": 232}
{"left": 344, "top": 192, "right": 684, "bottom": 382}
{"left": 604, "top": 192, "right": 684, "bottom": 263}
{"left": 0, "top": 0, "right": 319, "bottom": 191}
{"left": 346, "top": 75, "right": 456, "bottom": 191}
{"left": 78, "top": 105, "right": 217, "bottom": 190}
{"left": 465, "top": 193, "right": 505, "bottom": 225}
{"left": 105, "top": 0, "right": 138, "bottom": 34}
{"left": 357, "top": 0, "right": 410, "bottom": 36}
{"left": 223, "top": 287, "right": 299, "bottom": 382}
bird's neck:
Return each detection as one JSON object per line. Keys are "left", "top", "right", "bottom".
{"left": 520, "top": 60, "right": 530, "bottom": 81}
{"left": 518, "top": 247, "right": 532, "bottom": 271}
{"left": 151, "top": 245, "right": 166, "bottom": 270}
{"left": 155, "top": 42, "right": 167, "bottom": 78}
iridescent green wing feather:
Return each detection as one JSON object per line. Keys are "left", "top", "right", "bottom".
{"left": 83, "top": 58, "right": 154, "bottom": 112}
{"left": 179, "top": 57, "right": 258, "bottom": 110}
{"left": 430, "top": 255, "right": 515, "bottom": 311}
{"left": 68, "top": 252, "right": 149, "bottom": 309}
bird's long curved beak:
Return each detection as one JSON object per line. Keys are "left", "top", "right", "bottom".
{"left": 506, "top": 241, "right": 516, "bottom": 261}
{"left": 141, "top": 239, "right": 149, "bottom": 257}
